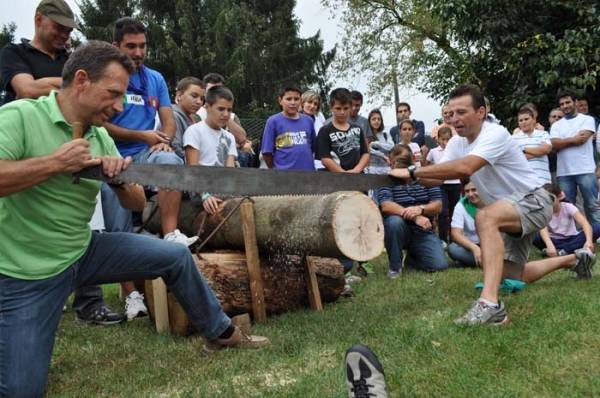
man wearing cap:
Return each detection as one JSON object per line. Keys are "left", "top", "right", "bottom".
{"left": 0, "top": 0, "right": 126, "bottom": 325}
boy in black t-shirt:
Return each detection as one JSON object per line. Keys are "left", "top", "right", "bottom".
{"left": 316, "top": 88, "right": 370, "bottom": 291}
{"left": 316, "top": 88, "right": 370, "bottom": 172}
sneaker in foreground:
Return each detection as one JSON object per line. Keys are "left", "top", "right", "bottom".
{"left": 203, "top": 326, "right": 270, "bottom": 352}
{"left": 164, "top": 229, "right": 199, "bottom": 247}
{"left": 76, "top": 305, "right": 126, "bottom": 326}
{"left": 345, "top": 344, "right": 387, "bottom": 398}
{"left": 125, "top": 291, "right": 148, "bottom": 321}
{"left": 454, "top": 300, "right": 510, "bottom": 326}
{"left": 573, "top": 248, "right": 595, "bottom": 280}
{"left": 387, "top": 270, "right": 401, "bottom": 279}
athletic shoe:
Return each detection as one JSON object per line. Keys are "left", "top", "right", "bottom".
{"left": 341, "top": 284, "right": 355, "bottom": 297}
{"left": 573, "top": 248, "right": 595, "bottom": 280}
{"left": 163, "top": 229, "right": 199, "bottom": 247}
{"left": 125, "top": 291, "right": 148, "bottom": 321}
{"left": 203, "top": 326, "right": 270, "bottom": 352}
{"left": 387, "top": 270, "right": 401, "bottom": 279}
{"left": 345, "top": 273, "right": 362, "bottom": 284}
{"left": 76, "top": 305, "right": 126, "bottom": 325}
{"left": 345, "top": 344, "right": 387, "bottom": 398}
{"left": 356, "top": 262, "right": 375, "bottom": 278}
{"left": 454, "top": 300, "right": 510, "bottom": 326}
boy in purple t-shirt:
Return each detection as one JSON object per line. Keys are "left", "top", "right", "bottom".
{"left": 261, "top": 82, "right": 316, "bottom": 170}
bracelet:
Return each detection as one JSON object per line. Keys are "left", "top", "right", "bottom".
{"left": 201, "top": 192, "right": 212, "bottom": 201}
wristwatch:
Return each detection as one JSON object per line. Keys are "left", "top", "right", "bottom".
{"left": 408, "top": 165, "right": 417, "bottom": 181}
{"left": 419, "top": 205, "right": 426, "bottom": 215}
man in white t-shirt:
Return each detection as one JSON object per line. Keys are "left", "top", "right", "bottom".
{"left": 550, "top": 90, "right": 600, "bottom": 223}
{"left": 390, "top": 84, "right": 595, "bottom": 326}
{"left": 184, "top": 86, "right": 238, "bottom": 214}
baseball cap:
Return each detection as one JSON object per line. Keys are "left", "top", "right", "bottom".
{"left": 36, "top": 0, "right": 78, "bottom": 29}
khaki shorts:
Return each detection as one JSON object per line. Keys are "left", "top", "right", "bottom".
{"left": 501, "top": 188, "right": 554, "bottom": 273}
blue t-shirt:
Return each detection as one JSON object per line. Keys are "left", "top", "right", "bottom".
{"left": 260, "top": 113, "right": 316, "bottom": 170}
{"left": 110, "top": 65, "right": 172, "bottom": 157}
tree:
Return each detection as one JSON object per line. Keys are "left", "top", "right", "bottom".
{"left": 79, "top": 0, "right": 334, "bottom": 117}
{"left": 324, "top": 0, "right": 600, "bottom": 127}
{"left": 0, "top": 22, "right": 16, "bottom": 48}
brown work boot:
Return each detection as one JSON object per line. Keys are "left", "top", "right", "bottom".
{"left": 203, "top": 326, "right": 270, "bottom": 352}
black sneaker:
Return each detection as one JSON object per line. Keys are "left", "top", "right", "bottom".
{"left": 76, "top": 305, "right": 126, "bottom": 325}
{"left": 345, "top": 344, "right": 387, "bottom": 398}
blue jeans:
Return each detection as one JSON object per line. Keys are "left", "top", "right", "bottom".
{"left": 557, "top": 173, "right": 600, "bottom": 223}
{"left": 447, "top": 242, "right": 478, "bottom": 267}
{"left": 383, "top": 215, "right": 448, "bottom": 272}
{"left": 0, "top": 232, "right": 229, "bottom": 398}
{"left": 533, "top": 223, "right": 600, "bottom": 254}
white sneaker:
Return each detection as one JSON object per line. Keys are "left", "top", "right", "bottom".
{"left": 163, "top": 229, "right": 199, "bottom": 247}
{"left": 125, "top": 291, "right": 148, "bottom": 321}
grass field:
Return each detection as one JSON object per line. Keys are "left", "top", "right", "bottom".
{"left": 48, "top": 254, "right": 600, "bottom": 397}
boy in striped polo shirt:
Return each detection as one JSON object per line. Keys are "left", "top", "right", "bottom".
{"left": 512, "top": 106, "right": 552, "bottom": 184}
{"left": 378, "top": 144, "right": 449, "bottom": 278}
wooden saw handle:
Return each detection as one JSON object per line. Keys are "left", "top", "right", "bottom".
{"left": 72, "top": 122, "right": 84, "bottom": 140}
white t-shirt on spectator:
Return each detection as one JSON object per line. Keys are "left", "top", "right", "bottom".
{"left": 512, "top": 129, "right": 552, "bottom": 184}
{"left": 550, "top": 113, "right": 596, "bottom": 177}
{"left": 442, "top": 121, "right": 539, "bottom": 205}
{"left": 451, "top": 201, "right": 479, "bottom": 244}
{"left": 183, "top": 121, "right": 238, "bottom": 166}
{"left": 426, "top": 146, "right": 460, "bottom": 184}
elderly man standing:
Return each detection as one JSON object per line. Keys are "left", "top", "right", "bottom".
{"left": 0, "top": 41, "right": 268, "bottom": 398}
{"left": 0, "top": 0, "right": 126, "bottom": 325}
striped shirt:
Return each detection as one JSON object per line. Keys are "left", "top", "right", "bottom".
{"left": 511, "top": 129, "right": 551, "bottom": 184}
{"left": 377, "top": 183, "right": 442, "bottom": 214}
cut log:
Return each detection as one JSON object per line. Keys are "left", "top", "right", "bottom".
{"left": 145, "top": 192, "right": 384, "bottom": 261}
{"left": 145, "top": 252, "right": 345, "bottom": 335}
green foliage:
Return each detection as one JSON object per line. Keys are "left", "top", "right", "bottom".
{"left": 0, "top": 22, "right": 16, "bottom": 48}
{"left": 78, "top": 0, "right": 334, "bottom": 116}
{"left": 325, "top": 0, "right": 600, "bottom": 127}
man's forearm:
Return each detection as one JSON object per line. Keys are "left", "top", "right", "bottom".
{"left": 381, "top": 201, "right": 406, "bottom": 217}
{"left": 451, "top": 228, "right": 479, "bottom": 252}
{"left": 227, "top": 119, "right": 247, "bottom": 145}
{"left": 14, "top": 77, "right": 61, "bottom": 99}
{"left": 112, "top": 184, "right": 146, "bottom": 211}
{"left": 0, "top": 157, "right": 60, "bottom": 196}
{"left": 414, "top": 157, "right": 478, "bottom": 181}
{"left": 524, "top": 144, "right": 551, "bottom": 157}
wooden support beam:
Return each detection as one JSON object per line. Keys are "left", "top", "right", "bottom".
{"left": 240, "top": 201, "right": 267, "bottom": 322}
{"left": 305, "top": 256, "right": 323, "bottom": 311}
{"left": 152, "top": 278, "right": 170, "bottom": 333}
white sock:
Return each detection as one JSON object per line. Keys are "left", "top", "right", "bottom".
{"left": 478, "top": 298, "right": 498, "bottom": 308}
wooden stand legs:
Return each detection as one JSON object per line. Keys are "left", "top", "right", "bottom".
{"left": 240, "top": 201, "right": 267, "bottom": 323}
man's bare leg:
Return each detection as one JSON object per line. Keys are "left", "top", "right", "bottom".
{"left": 476, "top": 201, "right": 523, "bottom": 303}
{"left": 158, "top": 190, "right": 182, "bottom": 235}
{"left": 519, "top": 255, "right": 576, "bottom": 283}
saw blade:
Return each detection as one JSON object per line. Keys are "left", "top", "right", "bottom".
{"left": 75, "top": 164, "right": 400, "bottom": 196}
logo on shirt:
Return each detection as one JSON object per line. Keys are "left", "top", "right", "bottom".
{"left": 275, "top": 131, "right": 308, "bottom": 149}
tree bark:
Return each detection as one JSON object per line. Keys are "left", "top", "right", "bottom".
{"left": 145, "top": 252, "right": 345, "bottom": 336}
{"left": 145, "top": 192, "right": 384, "bottom": 261}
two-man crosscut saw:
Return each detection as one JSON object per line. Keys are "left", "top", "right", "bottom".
{"left": 75, "top": 164, "right": 401, "bottom": 196}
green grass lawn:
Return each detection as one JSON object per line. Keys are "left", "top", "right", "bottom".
{"left": 48, "top": 255, "right": 600, "bottom": 397}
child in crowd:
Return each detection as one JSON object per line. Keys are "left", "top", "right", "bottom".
{"left": 172, "top": 77, "right": 204, "bottom": 159}
{"left": 534, "top": 184, "right": 600, "bottom": 256}
{"left": 448, "top": 181, "right": 484, "bottom": 267}
{"left": 512, "top": 106, "right": 552, "bottom": 184}
{"left": 316, "top": 88, "right": 370, "bottom": 290}
{"left": 365, "top": 109, "right": 394, "bottom": 175}
{"left": 424, "top": 127, "right": 461, "bottom": 242}
{"left": 301, "top": 90, "right": 326, "bottom": 170}
{"left": 184, "top": 86, "right": 238, "bottom": 214}
{"left": 261, "top": 83, "right": 316, "bottom": 170}
{"left": 397, "top": 119, "right": 423, "bottom": 167}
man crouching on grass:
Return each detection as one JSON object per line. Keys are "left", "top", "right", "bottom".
{"left": 390, "top": 84, "right": 595, "bottom": 326}
{"left": 0, "top": 41, "right": 268, "bottom": 398}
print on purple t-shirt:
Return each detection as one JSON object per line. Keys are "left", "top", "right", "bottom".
{"left": 260, "top": 113, "right": 316, "bottom": 170}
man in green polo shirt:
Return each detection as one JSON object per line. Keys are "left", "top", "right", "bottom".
{"left": 0, "top": 41, "right": 268, "bottom": 398}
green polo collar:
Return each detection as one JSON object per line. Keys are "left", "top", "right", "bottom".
{"left": 45, "top": 90, "right": 97, "bottom": 139}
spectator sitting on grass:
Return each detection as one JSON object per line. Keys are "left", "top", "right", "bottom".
{"left": 183, "top": 86, "right": 238, "bottom": 214}
{"left": 378, "top": 144, "right": 448, "bottom": 278}
{"left": 448, "top": 181, "right": 484, "bottom": 268}
{"left": 261, "top": 82, "right": 316, "bottom": 171}
{"left": 534, "top": 183, "right": 600, "bottom": 256}
{"left": 172, "top": 76, "right": 204, "bottom": 159}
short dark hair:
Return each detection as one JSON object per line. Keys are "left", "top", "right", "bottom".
{"left": 437, "top": 126, "right": 453, "bottom": 139}
{"left": 203, "top": 73, "right": 225, "bottom": 87}
{"left": 176, "top": 77, "right": 204, "bottom": 93}
{"left": 113, "top": 17, "right": 146, "bottom": 44}
{"left": 517, "top": 106, "right": 535, "bottom": 118}
{"left": 368, "top": 109, "right": 384, "bottom": 133}
{"left": 350, "top": 90, "right": 363, "bottom": 103}
{"left": 278, "top": 82, "right": 302, "bottom": 97}
{"left": 397, "top": 102, "right": 411, "bottom": 112}
{"left": 205, "top": 86, "right": 234, "bottom": 105}
{"left": 448, "top": 84, "right": 486, "bottom": 110}
{"left": 389, "top": 144, "right": 413, "bottom": 168}
{"left": 329, "top": 88, "right": 352, "bottom": 106}
{"left": 557, "top": 88, "right": 577, "bottom": 103}
{"left": 62, "top": 40, "right": 134, "bottom": 87}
